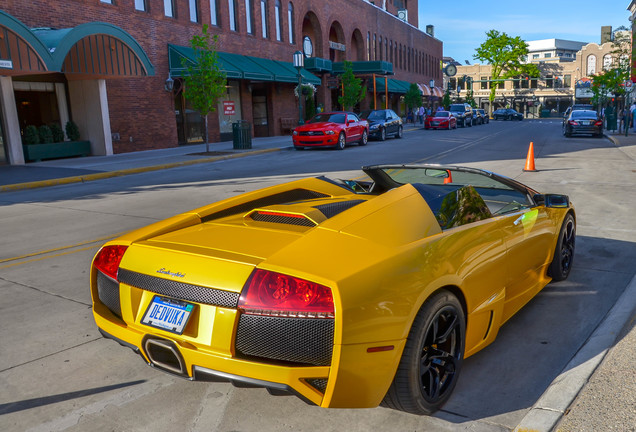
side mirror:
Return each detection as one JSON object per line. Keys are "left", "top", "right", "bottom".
{"left": 534, "top": 194, "right": 570, "bottom": 208}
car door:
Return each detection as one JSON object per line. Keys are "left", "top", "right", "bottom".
{"left": 345, "top": 113, "right": 362, "bottom": 142}
{"left": 499, "top": 202, "right": 556, "bottom": 323}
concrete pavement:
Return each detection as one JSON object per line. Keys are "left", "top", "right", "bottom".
{"left": 1, "top": 123, "right": 635, "bottom": 431}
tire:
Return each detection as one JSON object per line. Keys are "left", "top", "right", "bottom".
{"left": 447, "top": 121, "right": 451, "bottom": 130}
{"left": 336, "top": 132, "right": 346, "bottom": 150}
{"left": 382, "top": 290, "right": 465, "bottom": 415}
{"left": 359, "top": 129, "right": 368, "bottom": 146}
{"left": 379, "top": 127, "right": 386, "bottom": 141}
{"left": 396, "top": 125, "right": 403, "bottom": 138}
{"left": 453, "top": 122, "right": 457, "bottom": 129}
{"left": 548, "top": 213, "right": 576, "bottom": 281}
{"left": 467, "top": 118, "right": 472, "bottom": 127}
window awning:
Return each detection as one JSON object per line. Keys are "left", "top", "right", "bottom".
{"left": 332, "top": 61, "right": 393, "bottom": 75}
{"left": 372, "top": 77, "right": 414, "bottom": 94}
{"left": 168, "top": 45, "right": 320, "bottom": 85}
{"left": 0, "top": 10, "right": 154, "bottom": 77}
{"left": 417, "top": 84, "right": 431, "bottom": 96}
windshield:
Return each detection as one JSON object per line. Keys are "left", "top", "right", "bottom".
{"left": 360, "top": 110, "right": 385, "bottom": 120}
{"left": 309, "top": 113, "right": 346, "bottom": 124}
{"left": 571, "top": 110, "right": 597, "bottom": 118}
{"left": 449, "top": 106, "right": 464, "bottom": 112}
{"left": 435, "top": 112, "right": 450, "bottom": 117}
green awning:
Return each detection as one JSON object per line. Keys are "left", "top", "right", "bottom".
{"left": 168, "top": 44, "right": 320, "bottom": 85}
{"left": 332, "top": 61, "right": 393, "bottom": 75}
{"left": 169, "top": 44, "right": 242, "bottom": 79}
{"left": 305, "top": 57, "right": 332, "bottom": 73}
{"left": 372, "top": 77, "right": 416, "bottom": 94}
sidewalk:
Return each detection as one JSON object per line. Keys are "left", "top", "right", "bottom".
{"left": 0, "top": 122, "right": 426, "bottom": 192}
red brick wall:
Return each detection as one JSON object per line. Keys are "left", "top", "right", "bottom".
{"left": 4, "top": 0, "right": 442, "bottom": 152}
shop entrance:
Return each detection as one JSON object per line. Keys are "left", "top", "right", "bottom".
{"left": 14, "top": 89, "right": 61, "bottom": 134}
{"left": 252, "top": 90, "right": 269, "bottom": 137}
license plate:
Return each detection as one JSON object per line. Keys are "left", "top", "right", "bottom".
{"left": 141, "top": 296, "right": 194, "bottom": 334}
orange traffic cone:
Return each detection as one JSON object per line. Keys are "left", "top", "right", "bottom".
{"left": 523, "top": 142, "right": 536, "bottom": 172}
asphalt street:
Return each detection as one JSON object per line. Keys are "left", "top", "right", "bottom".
{"left": 0, "top": 119, "right": 634, "bottom": 432}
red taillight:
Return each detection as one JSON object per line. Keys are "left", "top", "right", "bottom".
{"left": 568, "top": 120, "right": 578, "bottom": 126}
{"left": 239, "top": 269, "right": 334, "bottom": 318}
{"left": 93, "top": 245, "right": 128, "bottom": 280}
{"left": 595, "top": 120, "right": 603, "bottom": 126}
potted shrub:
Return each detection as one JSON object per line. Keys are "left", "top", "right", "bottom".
{"left": 22, "top": 121, "right": 91, "bottom": 162}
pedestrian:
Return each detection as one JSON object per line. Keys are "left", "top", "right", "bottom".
{"left": 630, "top": 102, "right": 636, "bottom": 131}
{"left": 437, "top": 105, "right": 443, "bottom": 112}
{"left": 406, "top": 109, "right": 413, "bottom": 124}
{"left": 418, "top": 105, "right": 425, "bottom": 125}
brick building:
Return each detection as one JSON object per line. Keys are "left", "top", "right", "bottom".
{"left": 0, "top": 0, "right": 442, "bottom": 165}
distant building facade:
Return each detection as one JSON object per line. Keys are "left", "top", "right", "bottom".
{"left": 0, "top": 1, "right": 442, "bottom": 165}
{"left": 449, "top": 29, "right": 628, "bottom": 117}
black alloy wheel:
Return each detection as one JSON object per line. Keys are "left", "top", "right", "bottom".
{"left": 380, "top": 127, "right": 386, "bottom": 141}
{"left": 396, "top": 125, "right": 403, "bottom": 138}
{"left": 382, "top": 290, "right": 465, "bottom": 415}
{"left": 548, "top": 213, "right": 576, "bottom": 281}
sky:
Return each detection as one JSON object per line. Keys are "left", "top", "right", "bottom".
{"left": 417, "top": 0, "right": 633, "bottom": 65}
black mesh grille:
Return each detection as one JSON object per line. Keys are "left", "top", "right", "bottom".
{"left": 299, "top": 131, "right": 325, "bottom": 136}
{"left": 117, "top": 268, "right": 239, "bottom": 308}
{"left": 249, "top": 212, "right": 316, "bottom": 227}
{"left": 307, "top": 378, "right": 328, "bottom": 393}
{"left": 202, "top": 189, "right": 330, "bottom": 222}
{"left": 97, "top": 271, "right": 121, "bottom": 318}
{"left": 235, "top": 315, "right": 334, "bottom": 366}
{"left": 314, "top": 200, "right": 364, "bottom": 219}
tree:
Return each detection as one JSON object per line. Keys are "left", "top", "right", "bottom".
{"left": 474, "top": 30, "right": 539, "bottom": 115}
{"left": 590, "top": 26, "right": 632, "bottom": 110}
{"left": 183, "top": 24, "right": 227, "bottom": 153}
{"left": 442, "top": 90, "right": 451, "bottom": 109}
{"left": 338, "top": 61, "right": 365, "bottom": 111}
{"left": 404, "top": 83, "right": 422, "bottom": 112}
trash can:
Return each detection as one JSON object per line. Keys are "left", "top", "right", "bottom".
{"left": 605, "top": 107, "right": 617, "bottom": 131}
{"left": 540, "top": 109, "right": 551, "bottom": 118}
{"left": 232, "top": 120, "right": 252, "bottom": 149}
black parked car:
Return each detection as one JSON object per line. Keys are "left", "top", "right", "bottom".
{"left": 448, "top": 103, "right": 474, "bottom": 127}
{"left": 563, "top": 110, "right": 603, "bottom": 138}
{"left": 359, "top": 109, "right": 404, "bottom": 140}
{"left": 493, "top": 108, "right": 523, "bottom": 121}
{"left": 476, "top": 109, "right": 489, "bottom": 124}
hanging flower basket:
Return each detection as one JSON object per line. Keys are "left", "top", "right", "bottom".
{"left": 294, "top": 83, "right": 316, "bottom": 98}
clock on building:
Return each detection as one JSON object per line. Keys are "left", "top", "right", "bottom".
{"left": 445, "top": 64, "right": 457, "bottom": 77}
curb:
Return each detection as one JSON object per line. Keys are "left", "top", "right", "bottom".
{"left": 0, "top": 147, "right": 282, "bottom": 193}
{"left": 514, "top": 273, "right": 636, "bottom": 432}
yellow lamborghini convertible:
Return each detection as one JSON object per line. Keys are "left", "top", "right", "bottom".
{"left": 90, "top": 164, "right": 575, "bottom": 414}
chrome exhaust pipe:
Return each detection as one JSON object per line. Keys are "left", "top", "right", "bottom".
{"left": 143, "top": 338, "right": 187, "bottom": 376}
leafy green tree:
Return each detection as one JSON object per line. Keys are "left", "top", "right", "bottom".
{"left": 590, "top": 26, "right": 632, "bottom": 110}
{"left": 442, "top": 90, "right": 451, "bottom": 109}
{"left": 474, "top": 30, "right": 539, "bottom": 115}
{"left": 338, "top": 61, "right": 365, "bottom": 111}
{"left": 464, "top": 89, "right": 476, "bottom": 107}
{"left": 183, "top": 24, "right": 227, "bottom": 152}
{"left": 404, "top": 83, "right": 422, "bottom": 111}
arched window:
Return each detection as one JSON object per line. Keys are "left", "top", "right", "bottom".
{"left": 378, "top": 36, "right": 382, "bottom": 61}
{"left": 260, "top": 0, "right": 268, "bottom": 38}
{"left": 287, "top": 2, "right": 294, "bottom": 44}
{"left": 373, "top": 34, "right": 376, "bottom": 60}
{"left": 367, "top": 32, "right": 371, "bottom": 61}
{"left": 603, "top": 54, "right": 612, "bottom": 70}
{"left": 275, "top": 0, "right": 282, "bottom": 41}
{"left": 586, "top": 55, "right": 596, "bottom": 75}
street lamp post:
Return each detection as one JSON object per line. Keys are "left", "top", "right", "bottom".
{"left": 293, "top": 51, "right": 305, "bottom": 125}
{"left": 429, "top": 79, "right": 434, "bottom": 110}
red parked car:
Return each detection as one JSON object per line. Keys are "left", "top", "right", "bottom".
{"left": 293, "top": 112, "right": 369, "bottom": 150}
{"left": 424, "top": 111, "right": 457, "bottom": 130}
